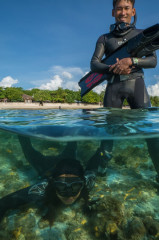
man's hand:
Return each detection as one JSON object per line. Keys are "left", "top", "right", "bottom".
{"left": 109, "top": 58, "right": 133, "bottom": 75}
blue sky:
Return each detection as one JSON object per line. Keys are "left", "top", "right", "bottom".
{"left": 0, "top": 0, "right": 159, "bottom": 95}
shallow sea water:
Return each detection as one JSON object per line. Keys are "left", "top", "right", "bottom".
{"left": 0, "top": 108, "right": 159, "bottom": 240}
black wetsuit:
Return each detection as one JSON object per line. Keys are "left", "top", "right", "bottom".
{"left": 0, "top": 181, "right": 47, "bottom": 222}
{"left": 18, "top": 136, "right": 77, "bottom": 177}
{"left": 91, "top": 27, "right": 157, "bottom": 108}
{"left": 90, "top": 26, "right": 159, "bottom": 178}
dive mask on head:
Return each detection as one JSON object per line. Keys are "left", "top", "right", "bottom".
{"left": 54, "top": 177, "right": 84, "bottom": 197}
{"left": 110, "top": 22, "right": 133, "bottom": 33}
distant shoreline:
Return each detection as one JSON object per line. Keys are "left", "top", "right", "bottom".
{"left": 0, "top": 102, "right": 103, "bottom": 110}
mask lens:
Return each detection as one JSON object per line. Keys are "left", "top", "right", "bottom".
{"left": 119, "top": 22, "right": 127, "bottom": 30}
{"left": 110, "top": 23, "right": 116, "bottom": 32}
{"left": 54, "top": 179, "right": 84, "bottom": 197}
{"left": 55, "top": 182, "right": 67, "bottom": 193}
{"left": 71, "top": 182, "right": 83, "bottom": 193}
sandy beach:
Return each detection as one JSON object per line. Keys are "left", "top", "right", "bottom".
{"left": 0, "top": 102, "right": 103, "bottom": 110}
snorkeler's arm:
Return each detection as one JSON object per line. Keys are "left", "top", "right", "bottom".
{"left": 18, "top": 135, "right": 46, "bottom": 164}
{"left": 18, "top": 135, "right": 78, "bottom": 178}
{"left": 0, "top": 181, "right": 48, "bottom": 222}
{"left": 90, "top": 36, "right": 110, "bottom": 74}
{"left": 0, "top": 187, "right": 38, "bottom": 222}
{"left": 18, "top": 135, "right": 55, "bottom": 176}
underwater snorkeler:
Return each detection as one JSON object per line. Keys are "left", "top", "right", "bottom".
{"left": 88, "top": 0, "right": 159, "bottom": 177}
{"left": 0, "top": 149, "right": 96, "bottom": 225}
{"left": 0, "top": 135, "right": 99, "bottom": 224}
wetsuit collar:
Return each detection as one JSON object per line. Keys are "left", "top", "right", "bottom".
{"left": 110, "top": 21, "right": 135, "bottom": 36}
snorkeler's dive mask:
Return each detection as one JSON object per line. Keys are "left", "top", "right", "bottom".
{"left": 110, "top": 22, "right": 134, "bottom": 32}
{"left": 54, "top": 177, "right": 84, "bottom": 197}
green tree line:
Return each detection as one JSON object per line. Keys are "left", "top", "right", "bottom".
{"left": 0, "top": 87, "right": 102, "bottom": 104}
{"left": 0, "top": 86, "right": 158, "bottom": 106}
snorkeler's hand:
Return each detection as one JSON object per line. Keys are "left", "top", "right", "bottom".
{"left": 84, "top": 171, "right": 96, "bottom": 191}
{"left": 109, "top": 58, "right": 132, "bottom": 75}
{"left": 83, "top": 198, "right": 99, "bottom": 216}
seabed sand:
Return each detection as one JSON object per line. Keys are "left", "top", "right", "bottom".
{"left": 0, "top": 102, "right": 103, "bottom": 109}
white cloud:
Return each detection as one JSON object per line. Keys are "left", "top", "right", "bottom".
{"left": 147, "top": 82, "right": 159, "bottom": 96}
{"left": 93, "top": 83, "right": 107, "bottom": 94}
{"left": 83, "top": 71, "right": 89, "bottom": 76}
{"left": 36, "top": 65, "right": 86, "bottom": 91}
{"left": 39, "top": 75, "right": 63, "bottom": 90}
{"left": 0, "top": 76, "right": 18, "bottom": 87}
{"left": 154, "top": 75, "right": 159, "bottom": 80}
{"left": 62, "top": 71, "right": 72, "bottom": 79}
{"left": 65, "top": 81, "right": 80, "bottom": 91}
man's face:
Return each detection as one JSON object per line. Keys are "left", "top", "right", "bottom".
{"left": 112, "top": 0, "right": 136, "bottom": 23}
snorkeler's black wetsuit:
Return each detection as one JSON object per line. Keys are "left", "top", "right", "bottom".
{"left": 0, "top": 181, "right": 46, "bottom": 222}
{"left": 18, "top": 136, "right": 77, "bottom": 177}
{"left": 91, "top": 27, "right": 157, "bottom": 108}
{"left": 18, "top": 136, "right": 107, "bottom": 176}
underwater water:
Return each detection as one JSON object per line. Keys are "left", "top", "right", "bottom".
{"left": 0, "top": 108, "right": 159, "bottom": 240}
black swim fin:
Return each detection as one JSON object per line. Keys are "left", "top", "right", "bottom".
{"left": 135, "top": 37, "right": 159, "bottom": 58}
{"left": 79, "top": 72, "right": 110, "bottom": 97}
{"left": 127, "top": 24, "right": 159, "bottom": 56}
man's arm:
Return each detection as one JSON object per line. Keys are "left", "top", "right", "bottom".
{"left": 109, "top": 52, "right": 157, "bottom": 75}
{"left": 132, "top": 52, "right": 157, "bottom": 69}
{"left": 90, "top": 36, "right": 111, "bottom": 74}
{"left": 91, "top": 29, "right": 158, "bottom": 75}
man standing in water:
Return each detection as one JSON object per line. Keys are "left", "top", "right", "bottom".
{"left": 91, "top": 0, "right": 157, "bottom": 108}
{"left": 89, "top": 0, "right": 159, "bottom": 178}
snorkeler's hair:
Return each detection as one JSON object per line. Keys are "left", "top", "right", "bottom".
{"left": 52, "top": 159, "right": 84, "bottom": 179}
{"left": 113, "top": 0, "right": 135, "bottom": 9}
